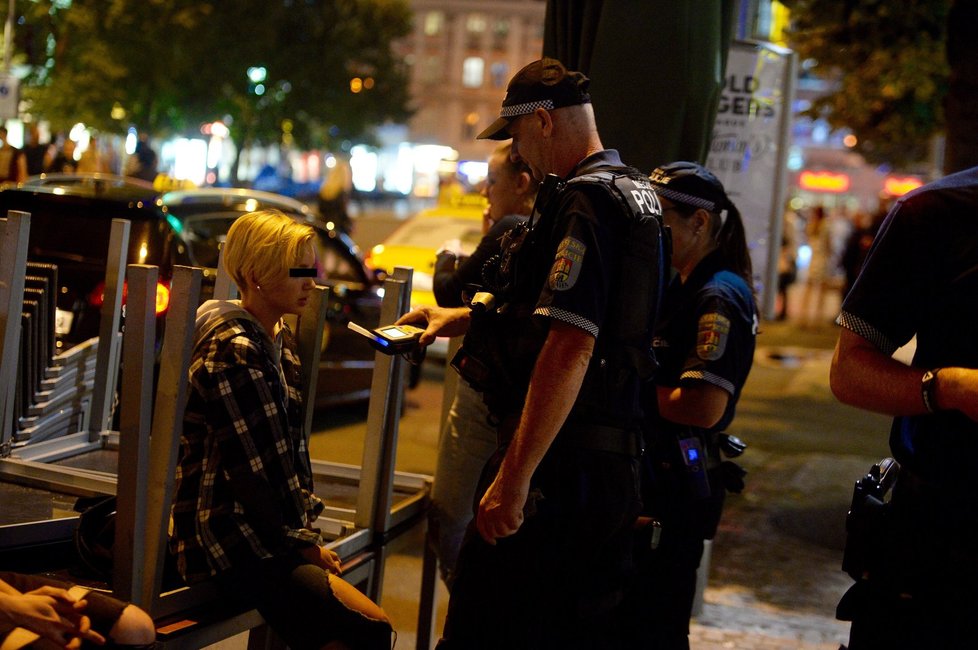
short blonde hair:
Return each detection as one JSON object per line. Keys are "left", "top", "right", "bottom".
{"left": 223, "top": 210, "right": 315, "bottom": 290}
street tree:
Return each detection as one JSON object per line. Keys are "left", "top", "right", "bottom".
{"left": 783, "top": 0, "right": 951, "bottom": 170}
{"left": 15, "top": 0, "right": 412, "bottom": 176}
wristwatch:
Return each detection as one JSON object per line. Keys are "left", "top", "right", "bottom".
{"left": 921, "top": 368, "right": 942, "bottom": 413}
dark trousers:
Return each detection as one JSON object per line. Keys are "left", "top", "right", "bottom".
{"left": 437, "top": 446, "right": 641, "bottom": 650}
{"left": 620, "top": 456, "right": 726, "bottom": 650}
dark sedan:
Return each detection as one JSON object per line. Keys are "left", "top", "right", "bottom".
{"left": 0, "top": 178, "right": 382, "bottom": 409}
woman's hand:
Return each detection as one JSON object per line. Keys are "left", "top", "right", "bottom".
{"left": 0, "top": 588, "right": 106, "bottom": 648}
{"left": 300, "top": 544, "right": 343, "bottom": 575}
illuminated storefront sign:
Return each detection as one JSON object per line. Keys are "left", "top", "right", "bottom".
{"left": 798, "top": 170, "right": 850, "bottom": 193}
{"left": 883, "top": 175, "right": 923, "bottom": 197}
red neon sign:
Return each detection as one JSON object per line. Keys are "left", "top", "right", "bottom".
{"left": 799, "top": 170, "right": 851, "bottom": 193}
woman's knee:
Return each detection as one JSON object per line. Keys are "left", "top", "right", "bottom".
{"left": 109, "top": 604, "right": 157, "bottom": 645}
{"left": 326, "top": 575, "right": 389, "bottom": 624}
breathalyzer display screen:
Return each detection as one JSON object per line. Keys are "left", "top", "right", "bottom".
{"left": 686, "top": 447, "right": 700, "bottom": 462}
{"left": 379, "top": 326, "right": 411, "bottom": 339}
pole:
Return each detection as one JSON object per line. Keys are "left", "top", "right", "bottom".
{"left": 4, "top": 0, "right": 13, "bottom": 72}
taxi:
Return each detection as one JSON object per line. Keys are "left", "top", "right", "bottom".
{"left": 367, "top": 192, "right": 487, "bottom": 309}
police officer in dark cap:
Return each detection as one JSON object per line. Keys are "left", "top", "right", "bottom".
{"left": 398, "top": 57, "right": 667, "bottom": 648}
{"left": 620, "top": 161, "right": 757, "bottom": 650}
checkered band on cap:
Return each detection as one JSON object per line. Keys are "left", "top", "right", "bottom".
{"left": 654, "top": 186, "right": 718, "bottom": 212}
{"left": 501, "top": 99, "right": 555, "bottom": 118}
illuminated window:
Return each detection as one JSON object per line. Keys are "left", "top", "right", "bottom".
{"left": 490, "top": 62, "right": 509, "bottom": 88}
{"left": 492, "top": 19, "right": 509, "bottom": 49}
{"left": 466, "top": 14, "right": 487, "bottom": 33}
{"left": 462, "top": 57, "right": 484, "bottom": 88}
{"left": 424, "top": 11, "right": 444, "bottom": 36}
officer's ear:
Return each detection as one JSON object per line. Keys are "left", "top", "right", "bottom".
{"left": 532, "top": 107, "right": 554, "bottom": 138}
{"left": 691, "top": 208, "right": 712, "bottom": 235}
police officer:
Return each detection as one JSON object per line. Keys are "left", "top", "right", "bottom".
{"left": 621, "top": 162, "right": 757, "bottom": 649}
{"left": 398, "top": 57, "right": 665, "bottom": 649}
{"left": 830, "top": 166, "right": 978, "bottom": 648}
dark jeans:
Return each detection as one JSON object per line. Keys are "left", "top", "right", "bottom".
{"left": 214, "top": 555, "right": 391, "bottom": 650}
{"left": 437, "top": 446, "right": 641, "bottom": 650}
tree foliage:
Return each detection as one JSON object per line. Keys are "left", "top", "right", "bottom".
{"left": 783, "top": 0, "right": 950, "bottom": 168}
{"left": 15, "top": 0, "right": 412, "bottom": 152}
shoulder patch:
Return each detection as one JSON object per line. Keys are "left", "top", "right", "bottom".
{"left": 696, "top": 312, "right": 730, "bottom": 361}
{"left": 548, "top": 236, "right": 586, "bottom": 291}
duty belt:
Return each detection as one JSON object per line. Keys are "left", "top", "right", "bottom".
{"left": 495, "top": 417, "right": 643, "bottom": 457}
{"left": 557, "top": 423, "right": 643, "bottom": 457}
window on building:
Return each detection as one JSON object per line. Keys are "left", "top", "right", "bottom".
{"left": 424, "top": 11, "right": 444, "bottom": 36}
{"left": 492, "top": 19, "right": 509, "bottom": 50}
{"left": 466, "top": 14, "right": 486, "bottom": 49}
{"left": 422, "top": 55, "right": 443, "bottom": 84}
{"left": 462, "top": 57, "right": 484, "bottom": 88}
{"left": 490, "top": 62, "right": 509, "bottom": 88}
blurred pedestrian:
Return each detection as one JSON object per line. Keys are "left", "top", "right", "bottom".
{"left": 621, "top": 162, "right": 757, "bottom": 650}
{"left": 0, "top": 126, "right": 27, "bottom": 185}
{"left": 428, "top": 142, "right": 539, "bottom": 589}
{"left": 123, "top": 134, "right": 158, "bottom": 183}
{"left": 46, "top": 137, "right": 78, "bottom": 174}
{"left": 776, "top": 206, "right": 799, "bottom": 320}
{"left": 799, "top": 205, "right": 835, "bottom": 326}
{"left": 0, "top": 571, "right": 155, "bottom": 649}
{"left": 317, "top": 154, "right": 353, "bottom": 232}
{"left": 76, "top": 136, "right": 110, "bottom": 173}
{"left": 830, "top": 166, "right": 978, "bottom": 649}
{"left": 169, "top": 210, "right": 393, "bottom": 650}
{"left": 22, "top": 124, "right": 51, "bottom": 177}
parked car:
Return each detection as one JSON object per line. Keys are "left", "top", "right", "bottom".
{"left": 365, "top": 193, "right": 486, "bottom": 358}
{"left": 366, "top": 192, "right": 487, "bottom": 309}
{"left": 0, "top": 177, "right": 383, "bottom": 409}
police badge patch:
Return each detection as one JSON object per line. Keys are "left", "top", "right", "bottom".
{"left": 696, "top": 313, "right": 730, "bottom": 361}
{"left": 548, "top": 236, "right": 586, "bottom": 291}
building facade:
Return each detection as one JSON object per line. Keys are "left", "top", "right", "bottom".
{"left": 399, "top": 0, "right": 547, "bottom": 163}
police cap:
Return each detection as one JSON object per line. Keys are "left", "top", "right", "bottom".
{"left": 648, "top": 161, "right": 729, "bottom": 214}
{"left": 477, "top": 58, "right": 591, "bottom": 141}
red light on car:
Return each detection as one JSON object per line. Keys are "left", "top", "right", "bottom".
{"left": 88, "top": 280, "right": 171, "bottom": 315}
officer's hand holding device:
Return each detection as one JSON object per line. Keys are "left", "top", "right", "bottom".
{"left": 347, "top": 321, "right": 426, "bottom": 364}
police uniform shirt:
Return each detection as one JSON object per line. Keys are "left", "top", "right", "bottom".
{"left": 531, "top": 150, "right": 626, "bottom": 338}
{"left": 646, "top": 249, "right": 757, "bottom": 436}
{"left": 839, "top": 166, "right": 978, "bottom": 484}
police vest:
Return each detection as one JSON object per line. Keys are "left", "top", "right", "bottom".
{"left": 457, "top": 167, "right": 669, "bottom": 420}
{"left": 562, "top": 168, "right": 670, "bottom": 380}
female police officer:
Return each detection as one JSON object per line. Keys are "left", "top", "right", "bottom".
{"left": 622, "top": 162, "right": 757, "bottom": 649}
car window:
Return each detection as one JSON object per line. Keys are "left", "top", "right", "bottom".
{"left": 385, "top": 216, "right": 484, "bottom": 256}
{"left": 182, "top": 214, "right": 236, "bottom": 268}
{"left": 181, "top": 212, "right": 364, "bottom": 285}
{"left": 312, "top": 236, "right": 364, "bottom": 284}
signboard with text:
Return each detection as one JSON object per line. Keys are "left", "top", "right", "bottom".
{"left": 706, "top": 40, "right": 796, "bottom": 319}
{"left": 0, "top": 75, "right": 18, "bottom": 120}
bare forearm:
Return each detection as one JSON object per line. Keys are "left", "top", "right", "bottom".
{"left": 656, "top": 382, "right": 729, "bottom": 429}
{"left": 830, "top": 328, "right": 927, "bottom": 416}
{"left": 500, "top": 322, "right": 593, "bottom": 483}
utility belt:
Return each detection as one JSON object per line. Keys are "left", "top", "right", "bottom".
{"left": 495, "top": 414, "right": 642, "bottom": 458}
{"left": 840, "top": 459, "right": 978, "bottom": 600}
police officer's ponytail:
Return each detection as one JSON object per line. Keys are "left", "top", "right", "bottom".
{"left": 714, "top": 196, "right": 754, "bottom": 295}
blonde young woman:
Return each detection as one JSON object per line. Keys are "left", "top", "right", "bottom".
{"left": 170, "top": 210, "right": 393, "bottom": 650}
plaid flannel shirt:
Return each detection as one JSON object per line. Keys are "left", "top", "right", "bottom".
{"left": 170, "top": 313, "right": 324, "bottom": 583}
